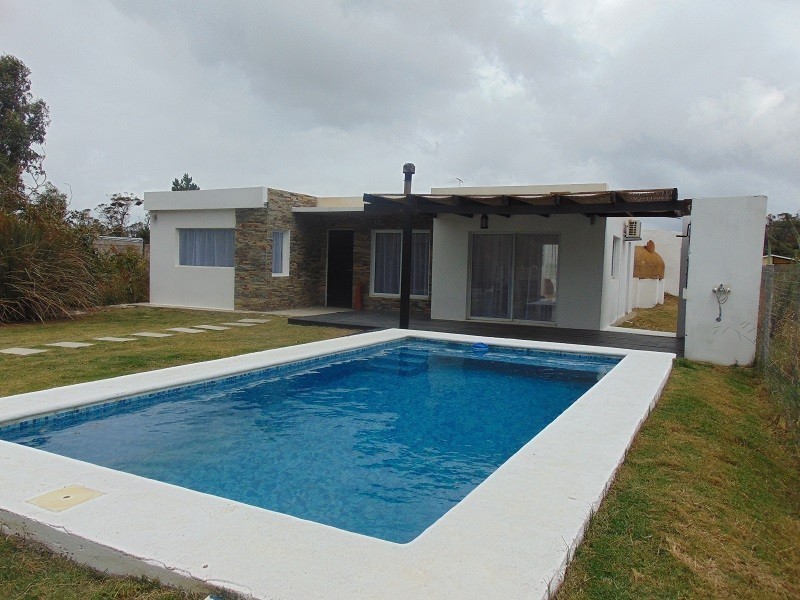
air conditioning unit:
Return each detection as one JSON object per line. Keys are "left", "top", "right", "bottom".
{"left": 624, "top": 219, "right": 642, "bottom": 241}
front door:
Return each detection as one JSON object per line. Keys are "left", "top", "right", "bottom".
{"left": 326, "top": 230, "right": 354, "bottom": 308}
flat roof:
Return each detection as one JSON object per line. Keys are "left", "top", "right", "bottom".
{"left": 143, "top": 187, "right": 267, "bottom": 211}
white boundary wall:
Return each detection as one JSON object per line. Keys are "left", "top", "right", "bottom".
{"left": 683, "top": 196, "right": 767, "bottom": 365}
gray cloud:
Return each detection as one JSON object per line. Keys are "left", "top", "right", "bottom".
{"left": 1, "top": 0, "right": 798, "bottom": 216}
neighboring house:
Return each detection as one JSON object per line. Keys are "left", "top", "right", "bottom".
{"left": 763, "top": 254, "right": 797, "bottom": 265}
{"left": 93, "top": 235, "right": 144, "bottom": 255}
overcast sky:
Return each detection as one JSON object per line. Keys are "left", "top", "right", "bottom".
{"left": 2, "top": 0, "right": 799, "bottom": 222}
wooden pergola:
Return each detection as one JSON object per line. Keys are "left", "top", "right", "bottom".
{"left": 362, "top": 188, "right": 691, "bottom": 328}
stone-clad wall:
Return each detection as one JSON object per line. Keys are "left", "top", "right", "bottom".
{"left": 234, "top": 190, "right": 434, "bottom": 314}
{"left": 234, "top": 189, "right": 318, "bottom": 311}
{"left": 296, "top": 212, "right": 434, "bottom": 314}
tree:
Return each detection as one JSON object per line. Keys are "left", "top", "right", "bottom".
{"left": 764, "top": 212, "right": 800, "bottom": 258}
{"left": 95, "top": 193, "right": 142, "bottom": 236}
{"left": 0, "top": 54, "right": 49, "bottom": 210}
{"left": 171, "top": 173, "right": 200, "bottom": 191}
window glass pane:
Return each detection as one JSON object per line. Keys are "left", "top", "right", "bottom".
{"left": 470, "top": 233, "right": 557, "bottom": 322}
{"left": 272, "top": 231, "right": 284, "bottom": 274}
{"left": 411, "top": 232, "right": 430, "bottom": 296}
{"left": 178, "top": 229, "right": 234, "bottom": 267}
{"left": 469, "top": 234, "right": 512, "bottom": 319}
{"left": 373, "top": 232, "right": 401, "bottom": 294}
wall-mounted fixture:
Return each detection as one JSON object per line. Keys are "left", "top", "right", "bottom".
{"left": 624, "top": 219, "right": 642, "bottom": 240}
{"left": 712, "top": 283, "right": 730, "bottom": 322}
{"left": 480, "top": 214, "right": 488, "bottom": 229}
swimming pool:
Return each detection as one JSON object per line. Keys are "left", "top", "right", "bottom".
{"left": 0, "top": 339, "right": 619, "bottom": 543}
{"left": 0, "top": 329, "right": 674, "bottom": 599}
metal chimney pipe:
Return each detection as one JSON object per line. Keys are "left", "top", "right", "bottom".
{"left": 399, "top": 163, "right": 415, "bottom": 329}
{"left": 403, "top": 163, "right": 415, "bottom": 195}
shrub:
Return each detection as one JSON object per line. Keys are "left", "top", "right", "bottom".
{"left": 0, "top": 211, "right": 97, "bottom": 322}
{"left": 92, "top": 248, "right": 149, "bottom": 305}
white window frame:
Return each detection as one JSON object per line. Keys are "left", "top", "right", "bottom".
{"left": 177, "top": 228, "right": 235, "bottom": 268}
{"left": 369, "top": 229, "right": 431, "bottom": 298}
{"left": 271, "top": 230, "right": 291, "bottom": 277}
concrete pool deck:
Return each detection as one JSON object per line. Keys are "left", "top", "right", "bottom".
{"left": 0, "top": 329, "right": 674, "bottom": 599}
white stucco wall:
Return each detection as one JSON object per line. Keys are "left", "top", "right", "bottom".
{"left": 431, "top": 214, "right": 607, "bottom": 329}
{"left": 148, "top": 209, "right": 236, "bottom": 310}
{"left": 683, "top": 196, "right": 767, "bottom": 366}
{"left": 629, "top": 277, "right": 665, "bottom": 309}
{"left": 600, "top": 218, "right": 635, "bottom": 328}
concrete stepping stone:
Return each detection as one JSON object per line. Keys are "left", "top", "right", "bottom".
{"left": 131, "top": 332, "right": 174, "bottom": 338}
{"left": 237, "top": 318, "right": 271, "bottom": 324}
{"left": 45, "top": 341, "right": 94, "bottom": 349}
{"left": 220, "top": 322, "right": 257, "bottom": 327}
{"left": 194, "top": 325, "right": 230, "bottom": 331}
{"left": 94, "top": 337, "right": 137, "bottom": 342}
{"left": 166, "top": 327, "right": 206, "bottom": 334}
{"left": 0, "top": 347, "right": 48, "bottom": 356}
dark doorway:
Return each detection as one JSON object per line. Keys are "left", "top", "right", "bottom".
{"left": 326, "top": 230, "right": 354, "bottom": 308}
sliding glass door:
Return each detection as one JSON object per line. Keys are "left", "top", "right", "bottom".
{"left": 469, "top": 233, "right": 559, "bottom": 322}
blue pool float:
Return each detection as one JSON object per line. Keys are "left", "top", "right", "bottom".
{"left": 472, "top": 342, "right": 489, "bottom": 353}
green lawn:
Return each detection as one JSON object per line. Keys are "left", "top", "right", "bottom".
{"left": 617, "top": 293, "right": 679, "bottom": 333}
{"left": 556, "top": 361, "right": 800, "bottom": 599}
{"left": 2, "top": 308, "right": 798, "bottom": 599}
{"left": 0, "top": 306, "right": 347, "bottom": 396}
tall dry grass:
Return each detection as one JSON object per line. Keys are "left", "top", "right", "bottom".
{"left": 759, "top": 263, "right": 800, "bottom": 443}
{"left": 0, "top": 211, "right": 97, "bottom": 322}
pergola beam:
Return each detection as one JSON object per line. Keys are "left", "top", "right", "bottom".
{"left": 363, "top": 188, "right": 687, "bottom": 217}
{"left": 363, "top": 198, "right": 689, "bottom": 217}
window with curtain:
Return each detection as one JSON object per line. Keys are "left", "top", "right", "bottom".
{"left": 272, "top": 230, "right": 290, "bottom": 276}
{"left": 178, "top": 229, "right": 234, "bottom": 267}
{"left": 470, "top": 233, "right": 559, "bottom": 322}
{"left": 371, "top": 231, "right": 431, "bottom": 296}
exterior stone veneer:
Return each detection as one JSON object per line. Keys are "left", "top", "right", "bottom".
{"left": 234, "top": 188, "right": 433, "bottom": 314}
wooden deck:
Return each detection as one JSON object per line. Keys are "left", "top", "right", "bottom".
{"left": 288, "top": 311, "right": 683, "bottom": 355}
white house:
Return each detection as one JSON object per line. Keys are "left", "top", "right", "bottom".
{"left": 143, "top": 182, "right": 767, "bottom": 365}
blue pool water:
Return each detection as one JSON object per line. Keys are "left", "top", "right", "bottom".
{"left": 0, "top": 339, "right": 620, "bottom": 543}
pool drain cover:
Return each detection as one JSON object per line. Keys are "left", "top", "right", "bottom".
{"left": 27, "top": 485, "right": 105, "bottom": 512}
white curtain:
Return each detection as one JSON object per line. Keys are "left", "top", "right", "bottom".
{"left": 373, "top": 232, "right": 402, "bottom": 294}
{"left": 373, "top": 231, "right": 431, "bottom": 295}
{"left": 272, "top": 231, "right": 285, "bottom": 274}
{"left": 470, "top": 233, "right": 558, "bottom": 321}
{"left": 512, "top": 234, "right": 540, "bottom": 319}
{"left": 470, "top": 234, "right": 512, "bottom": 318}
{"left": 179, "top": 229, "right": 234, "bottom": 267}
{"left": 411, "top": 232, "right": 430, "bottom": 296}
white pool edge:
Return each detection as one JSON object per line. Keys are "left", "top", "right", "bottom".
{"left": 0, "top": 329, "right": 674, "bottom": 599}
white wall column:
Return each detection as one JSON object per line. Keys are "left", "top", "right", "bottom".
{"left": 683, "top": 196, "right": 767, "bottom": 365}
